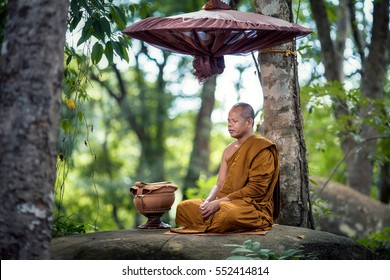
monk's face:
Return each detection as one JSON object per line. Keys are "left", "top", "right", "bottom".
{"left": 227, "top": 108, "right": 253, "bottom": 139}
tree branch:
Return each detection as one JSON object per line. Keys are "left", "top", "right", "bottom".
{"left": 314, "top": 136, "right": 390, "bottom": 198}
{"left": 347, "top": 0, "right": 365, "bottom": 63}
{"left": 360, "top": 0, "right": 389, "bottom": 99}
{"left": 90, "top": 71, "right": 120, "bottom": 102}
{"left": 90, "top": 69, "right": 140, "bottom": 136}
{"left": 308, "top": 0, "right": 340, "bottom": 81}
{"left": 111, "top": 64, "right": 127, "bottom": 103}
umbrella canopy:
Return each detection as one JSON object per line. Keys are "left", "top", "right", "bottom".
{"left": 123, "top": 0, "right": 312, "bottom": 83}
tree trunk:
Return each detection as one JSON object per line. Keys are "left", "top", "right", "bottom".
{"left": 0, "top": 0, "right": 69, "bottom": 259}
{"left": 183, "top": 75, "right": 216, "bottom": 199}
{"left": 348, "top": 0, "right": 389, "bottom": 194}
{"left": 309, "top": 0, "right": 389, "bottom": 195}
{"left": 254, "top": 0, "right": 314, "bottom": 228}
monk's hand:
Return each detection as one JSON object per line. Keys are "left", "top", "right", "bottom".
{"left": 199, "top": 200, "right": 209, "bottom": 217}
{"left": 200, "top": 200, "right": 220, "bottom": 220}
{"left": 199, "top": 200, "right": 209, "bottom": 210}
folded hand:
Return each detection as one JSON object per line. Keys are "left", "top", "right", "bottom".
{"left": 199, "top": 200, "right": 220, "bottom": 220}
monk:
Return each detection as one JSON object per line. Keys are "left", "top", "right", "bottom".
{"left": 173, "top": 102, "right": 280, "bottom": 233}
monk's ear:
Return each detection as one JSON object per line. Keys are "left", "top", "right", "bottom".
{"left": 247, "top": 117, "right": 254, "bottom": 127}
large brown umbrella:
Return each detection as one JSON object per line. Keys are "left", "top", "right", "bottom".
{"left": 123, "top": 0, "right": 312, "bottom": 83}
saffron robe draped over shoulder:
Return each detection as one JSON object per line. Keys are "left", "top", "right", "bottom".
{"left": 175, "top": 135, "right": 280, "bottom": 233}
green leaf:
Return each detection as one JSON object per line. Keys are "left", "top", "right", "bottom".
{"left": 243, "top": 240, "right": 252, "bottom": 249}
{"left": 112, "top": 41, "right": 129, "bottom": 62}
{"left": 78, "top": 112, "right": 84, "bottom": 122}
{"left": 70, "top": 0, "right": 80, "bottom": 16}
{"left": 77, "top": 17, "right": 94, "bottom": 46}
{"left": 230, "top": 247, "right": 253, "bottom": 254}
{"left": 92, "top": 17, "right": 104, "bottom": 41}
{"left": 112, "top": 40, "right": 123, "bottom": 57}
{"left": 309, "top": 178, "right": 318, "bottom": 186}
{"left": 121, "top": 47, "right": 129, "bottom": 62}
{"left": 226, "top": 256, "right": 257, "bottom": 260}
{"left": 258, "top": 249, "right": 272, "bottom": 255}
{"left": 69, "top": 11, "right": 83, "bottom": 32}
{"left": 60, "top": 119, "right": 73, "bottom": 133}
{"left": 66, "top": 54, "right": 73, "bottom": 66}
{"left": 91, "top": 42, "right": 104, "bottom": 64}
{"left": 79, "top": 0, "right": 93, "bottom": 15}
{"left": 279, "top": 249, "right": 304, "bottom": 260}
{"left": 104, "top": 41, "right": 114, "bottom": 65}
{"left": 250, "top": 241, "right": 261, "bottom": 252}
{"left": 223, "top": 244, "right": 242, "bottom": 247}
{"left": 110, "top": 6, "right": 127, "bottom": 29}
{"left": 77, "top": 31, "right": 91, "bottom": 46}
{"left": 263, "top": 254, "right": 276, "bottom": 260}
{"left": 139, "top": 4, "right": 151, "bottom": 18}
{"left": 90, "top": 0, "right": 105, "bottom": 11}
{"left": 128, "top": 4, "right": 137, "bottom": 17}
{"left": 118, "top": 35, "right": 130, "bottom": 47}
{"left": 100, "top": 17, "right": 112, "bottom": 38}
{"left": 82, "top": 17, "right": 94, "bottom": 36}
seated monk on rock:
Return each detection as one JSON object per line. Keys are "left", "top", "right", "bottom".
{"left": 172, "top": 102, "right": 280, "bottom": 233}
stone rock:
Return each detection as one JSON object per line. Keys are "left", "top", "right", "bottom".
{"left": 50, "top": 225, "right": 376, "bottom": 260}
{"left": 310, "top": 178, "right": 390, "bottom": 238}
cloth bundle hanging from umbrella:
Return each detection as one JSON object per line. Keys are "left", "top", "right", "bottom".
{"left": 123, "top": 0, "right": 312, "bottom": 83}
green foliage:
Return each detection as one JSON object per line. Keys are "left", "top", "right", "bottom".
{"left": 304, "top": 82, "right": 357, "bottom": 137}
{"left": 68, "top": 0, "right": 150, "bottom": 65}
{"left": 303, "top": 81, "right": 390, "bottom": 142}
{"left": 52, "top": 215, "right": 86, "bottom": 237}
{"left": 312, "top": 197, "right": 333, "bottom": 220}
{"left": 310, "top": 189, "right": 336, "bottom": 228}
{"left": 54, "top": 0, "right": 390, "bottom": 234}
{"left": 186, "top": 174, "right": 217, "bottom": 199}
{"left": 55, "top": 83, "right": 141, "bottom": 231}
{"left": 301, "top": 84, "right": 347, "bottom": 183}
{"left": 55, "top": 0, "right": 148, "bottom": 230}
{"left": 56, "top": 0, "right": 210, "bottom": 231}
{"left": 357, "top": 227, "right": 390, "bottom": 260}
{"left": 301, "top": 80, "right": 390, "bottom": 190}
{"left": 225, "top": 240, "right": 306, "bottom": 260}
{"left": 142, "top": 0, "right": 205, "bottom": 16}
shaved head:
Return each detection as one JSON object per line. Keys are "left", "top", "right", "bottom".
{"left": 230, "top": 103, "right": 254, "bottom": 126}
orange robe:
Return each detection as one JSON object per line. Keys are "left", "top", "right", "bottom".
{"left": 175, "top": 135, "right": 280, "bottom": 233}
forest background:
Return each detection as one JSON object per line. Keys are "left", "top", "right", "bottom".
{"left": 53, "top": 0, "right": 390, "bottom": 233}
{"left": 0, "top": 0, "right": 388, "bottom": 239}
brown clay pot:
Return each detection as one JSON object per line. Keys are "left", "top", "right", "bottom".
{"left": 130, "top": 181, "right": 178, "bottom": 229}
